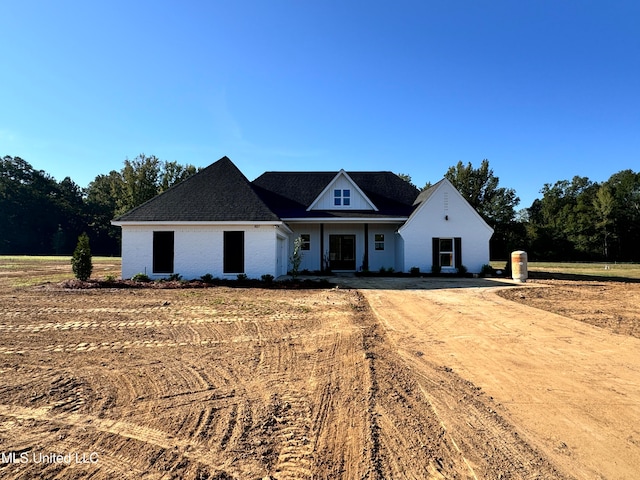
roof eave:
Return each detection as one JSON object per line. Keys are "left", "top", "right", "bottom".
{"left": 281, "top": 217, "right": 409, "bottom": 223}
{"left": 111, "top": 220, "right": 285, "bottom": 227}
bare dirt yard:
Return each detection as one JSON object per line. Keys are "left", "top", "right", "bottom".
{"left": 0, "top": 260, "right": 638, "bottom": 479}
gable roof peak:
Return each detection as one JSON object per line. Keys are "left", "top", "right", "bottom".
{"left": 306, "top": 169, "right": 379, "bottom": 212}
{"left": 413, "top": 178, "right": 447, "bottom": 206}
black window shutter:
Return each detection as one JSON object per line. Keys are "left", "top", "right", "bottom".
{"left": 153, "top": 231, "right": 174, "bottom": 274}
{"left": 432, "top": 237, "right": 440, "bottom": 269}
{"left": 454, "top": 237, "right": 462, "bottom": 269}
{"left": 224, "top": 231, "right": 244, "bottom": 273}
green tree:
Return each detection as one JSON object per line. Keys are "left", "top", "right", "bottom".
{"left": 444, "top": 160, "right": 520, "bottom": 258}
{"left": 71, "top": 232, "right": 93, "bottom": 281}
{"left": 0, "top": 156, "right": 84, "bottom": 254}
{"left": 116, "top": 154, "right": 200, "bottom": 214}
{"left": 396, "top": 173, "right": 416, "bottom": 189}
{"left": 119, "top": 154, "right": 161, "bottom": 215}
{"left": 85, "top": 170, "right": 125, "bottom": 254}
{"left": 603, "top": 169, "right": 640, "bottom": 261}
{"left": 593, "top": 185, "right": 614, "bottom": 259}
{"left": 527, "top": 176, "right": 599, "bottom": 260}
{"left": 160, "top": 161, "right": 198, "bottom": 192}
{"left": 84, "top": 155, "right": 200, "bottom": 255}
{"left": 445, "top": 160, "right": 520, "bottom": 225}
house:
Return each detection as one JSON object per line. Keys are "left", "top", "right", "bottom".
{"left": 111, "top": 156, "right": 493, "bottom": 279}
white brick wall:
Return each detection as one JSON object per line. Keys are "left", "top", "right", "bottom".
{"left": 120, "top": 224, "right": 282, "bottom": 280}
{"left": 399, "top": 181, "right": 493, "bottom": 273}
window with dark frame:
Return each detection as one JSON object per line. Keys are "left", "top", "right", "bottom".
{"left": 333, "top": 188, "right": 351, "bottom": 206}
{"left": 300, "top": 234, "right": 310, "bottom": 250}
{"left": 342, "top": 189, "right": 351, "bottom": 206}
{"left": 153, "top": 231, "right": 174, "bottom": 274}
{"left": 439, "top": 238, "right": 454, "bottom": 267}
{"left": 374, "top": 233, "right": 384, "bottom": 250}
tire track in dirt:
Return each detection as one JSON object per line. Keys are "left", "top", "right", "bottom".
{"left": 0, "top": 403, "right": 230, "bottom": 476}
{"left": 268, "top": 386, "right": 315, "bottom": 479}
{"left": 0, "top": 330, "right": 352, "bottom": 355}
{"left": 357, "top": 301, "right": 471, "bottom": 479}
{"left": 362, "top": 288, "right": 573, "bottom": 479}
{"left": 252, "top": 332, "right": 316, "bottom": 479}
{"left": 0, "top": 313, "right": 312, "bottom": 333}
{"left": 2, "top": 284, "right": 487, "bottom": 479}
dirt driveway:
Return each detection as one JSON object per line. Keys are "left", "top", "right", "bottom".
{"left": 349, "top": 276, "right": 640, "bottom": 479}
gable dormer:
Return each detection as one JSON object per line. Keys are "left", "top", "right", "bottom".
{"left": 307, "top": 170, "right": 378, "bottom": 211}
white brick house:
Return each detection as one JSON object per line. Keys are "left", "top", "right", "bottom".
{"left": 112, "top": 157, "right": 493, "bottom": 279}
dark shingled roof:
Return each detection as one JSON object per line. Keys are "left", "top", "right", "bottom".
{"left": 114, "top": 156, "right": 280, "bottom": 222}
{"left": 412, "top": 178, "right": 445, "bottom": 206}
{"left": 114, "top": 157, "right": 423, "bottom": 223}
{"left": 252, "top": 171, "right": 420, "bottom": 218}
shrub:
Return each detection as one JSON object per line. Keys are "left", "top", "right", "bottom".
{"left": 431, "top": 264, "right": 441, "bottom": 275}
{"left": 261, "top": 274, "right": 274, "bottom": 284}
{"left": 289, "top": 236, "right": 304, "bottom": 279}
{"left": 322, "top": 251, "right": 332, "bottom": 273}
{"left": 457, "top": 264, "right": 468, "bottom": 276}
{"left": 167, "top": 273, "right": 182, "bottom": 281}
{"left": 104, "top": 274, "right": 116, "bottom": 282}
{"left": 410, "top": 266, "right": 420, "bottom": 276}
{"left": 71, "top": 232, "right": 92, "bottom": 281}
{"left": 131, "top": 273, "right": 151, "bottom": 282}
{"left": 236, "top": 273, "right": 248, "bottom": 282}
{"left": 200, "top": 273, "right": 215, "bottom": 284}
{"left": 480, "top": 264, "right": 494, "bottom": 277}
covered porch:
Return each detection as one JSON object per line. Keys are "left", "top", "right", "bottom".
{"left": 286, "top": 220, "right": 406, "bottom": 273}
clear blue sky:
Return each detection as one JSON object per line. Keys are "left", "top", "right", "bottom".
{"left": 1, "top": 1, "right": 638, "bottom": 209}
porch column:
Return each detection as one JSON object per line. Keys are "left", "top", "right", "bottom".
{"left": 320, "top": 223, "right": 324, "bottom": 272}
{"left": 363, "top": 223, "right": 369, "bottom": 271}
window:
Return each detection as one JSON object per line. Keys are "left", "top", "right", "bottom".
{"left": 374, "top": 234, "right": 384, "bottom": 250}
{"left": 439, "top": 238, "right": 453, "bottom": 267}
{"left": 342, "top": 189, "right": 351, "bottom": 206}
{"left": 300, "top": 234, "right": 310, "bottom": 251}
{"left": 153, "top": 231, "right": 174, "bottom": 274}
{"left": 223, "top": 231, "right": 244, "bottom": 273}
{"left": 432, "top": 237, "right": 462, "bottom": 271}
{"left": 333, "top": 188, "right": 351, "bottom": 206}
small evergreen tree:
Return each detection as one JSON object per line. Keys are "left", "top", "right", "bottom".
{"left": 71, "top": 233, "right": 93, "bottom": 281}
{"left": 289, "top": 236, "right": 304, "bottom": 279}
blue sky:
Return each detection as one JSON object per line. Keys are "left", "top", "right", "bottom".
{"left": 1, "top": 1, "right": 638, "bottom": 209}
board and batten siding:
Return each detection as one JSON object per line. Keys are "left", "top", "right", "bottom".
{"left": 287, "top": 224, "right": 322, "bottom": 272}
{"left": 309, "top": 175, "right": 374, "bottom": 211}
{"left": 287, "top": 222, "right": 401, "bottom": 272}
{"left": 366, "top": 224, "right": 399, "bottom": 272}
{"left": 120, "top": 224, "right": 281, "bottom": 279}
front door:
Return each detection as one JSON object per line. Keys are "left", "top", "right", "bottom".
{"left": 329, "top": 235, "right": 356, "bottom": 270}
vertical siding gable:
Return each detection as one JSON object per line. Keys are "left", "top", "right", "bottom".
{"left": 307, "top": 171, "right": 377, "bottom": 211}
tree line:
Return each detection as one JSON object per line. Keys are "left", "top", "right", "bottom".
{"left": 398, "top": 160, "right": 639, "bottom": 262}
{"left": 0, "top": 154, "right": 198, "bottom": 255}
{"left": 1, "top": 154, "right": 638, "bottom": 261}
